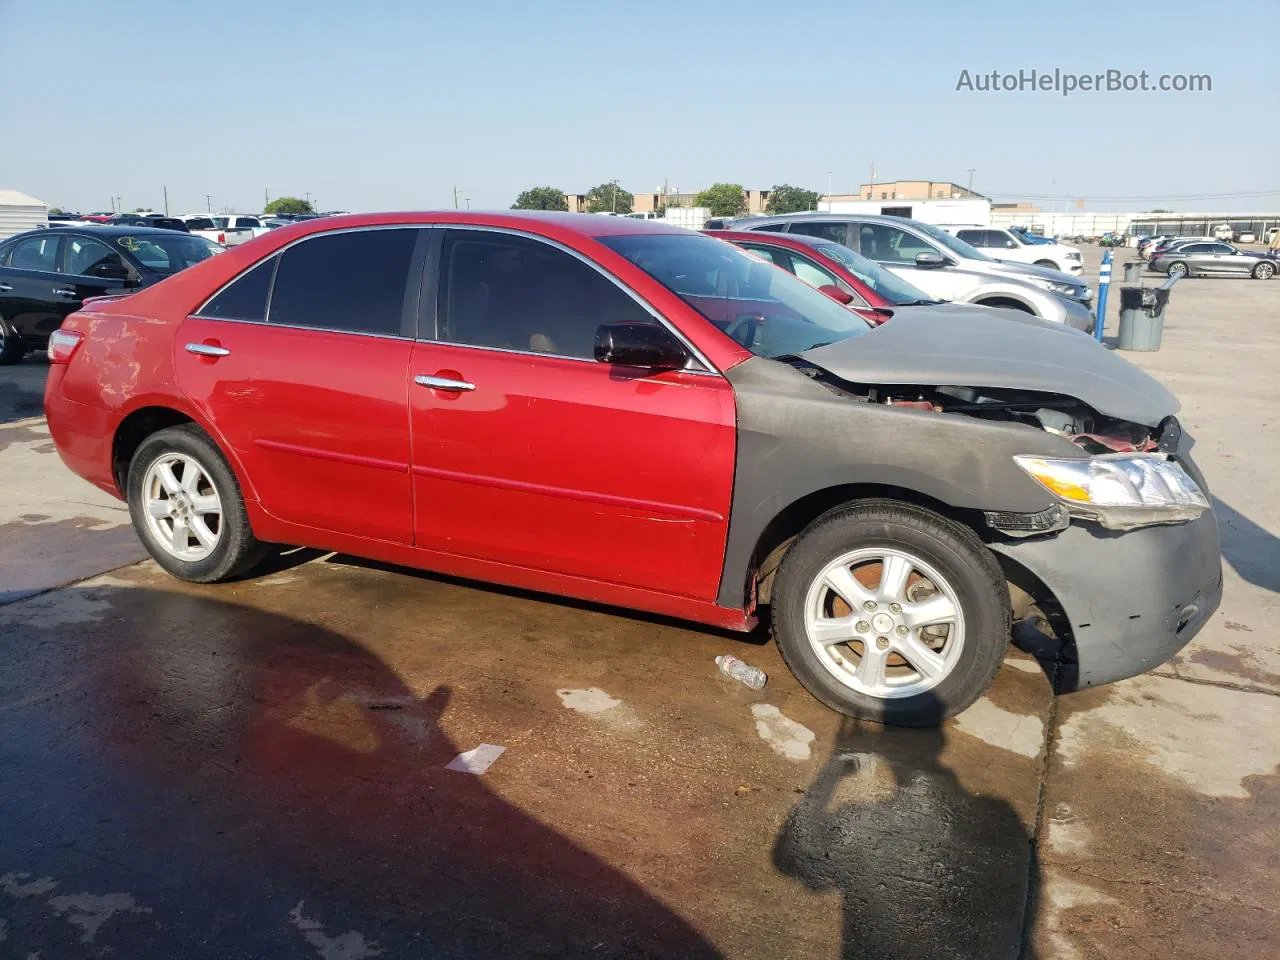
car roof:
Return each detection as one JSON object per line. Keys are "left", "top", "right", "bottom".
{"left": 265, "top": 210, "right": 694, "bottom": 239}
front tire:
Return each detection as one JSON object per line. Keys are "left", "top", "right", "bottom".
{"left": 771, "top": 501, "right": 1010, "bottom": 727}
{"left": 127, "top": 424, "right": 266, "bottom": 582}
{"left": 1253, "top": 261, "right": 1275, "bottom": 280}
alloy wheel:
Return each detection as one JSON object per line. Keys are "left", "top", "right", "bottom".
{"left": 142, "top": 453, "right": 223, "bottom": 561}
{"left": 803, "top": 547, "right": 965, "bottom": 699}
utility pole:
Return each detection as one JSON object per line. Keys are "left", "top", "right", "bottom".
{"left": 611, "top": 178, "right": 619, "bottom": 213}
{"left": 827, "top": 170, "right": 832, "bottom": 198}
{"left": 868, "top": 162, "right": 875, "bottom": 199}
{"left": 264, "top": 188, "right": 269, "bottom": 211}
{"left": 163, "top": 185, "right": 169, "bottom": 216}
{"left": 204, "top": 194, "right": 212, "bottom": 213}
{"left": 966, "top": 168, "right": 976, "bottom": 193}
{"left": 453, "top": 187, "right": 459, "bottom": 210}
{"left": 305, "top": 192, "right": 313, "bottom": 212}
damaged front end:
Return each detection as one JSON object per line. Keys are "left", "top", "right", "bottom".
{"left": 788, "top": 360, "right": 1212, "bottom": 535}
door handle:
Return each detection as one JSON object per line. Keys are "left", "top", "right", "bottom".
{"left": 415, "top": 374, "right": 475, "bottom": 392}
{"left": 53, "top": 288, "right": 78, "bottom": 297}
{"left": 0, "top": 283, "right": 12, "bottom": 292}
{"left": 185, "top": 342, "right": 230, "bottom": 358}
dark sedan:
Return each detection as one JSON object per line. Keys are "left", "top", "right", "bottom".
{"left": 1148, "top": 240, "right": 1277, "bottom": 279}
{"left": 0, "top": 225, "right": 222, "bottom": 363}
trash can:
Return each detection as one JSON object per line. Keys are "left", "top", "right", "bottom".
{"left": 1116, "top": 284, "right": 1171, "bottom": 351}
{"left": 1122, "top": 260, "right": 1144, "bottom": 283}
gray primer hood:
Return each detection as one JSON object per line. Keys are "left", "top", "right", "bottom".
{"left": 801, "top": 304, "right": 1178, "bottom": 426}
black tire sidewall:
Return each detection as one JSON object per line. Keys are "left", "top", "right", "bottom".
{"left": 0, "top": 315, "right": 25, "bottom": 365}
{"left": 771, "top": 502, "right": 1010, "bottom": 726}
{"left": 126, "top": 425, "right": 256, "bottom": 582}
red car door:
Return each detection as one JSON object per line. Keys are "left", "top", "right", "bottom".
{"left": 176, "top": 227, "right": 425, "bottom": 544}
{"left": 409, "top": 228, "right": 736, "bottom": 600}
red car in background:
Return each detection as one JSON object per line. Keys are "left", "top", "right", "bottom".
{"left": 711, "top": 230, "right": 942, "bottom": 325}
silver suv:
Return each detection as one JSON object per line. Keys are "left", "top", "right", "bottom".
{"left": 730, "top": 213, "right": 1095, "bottom": 332}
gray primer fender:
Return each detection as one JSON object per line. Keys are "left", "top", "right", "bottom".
{"left": 715, "top": 356, "right": 1087, "bottom": 609}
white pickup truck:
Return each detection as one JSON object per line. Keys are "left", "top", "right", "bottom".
{"left": 180, "top": 214, "right": 265, "bottom": 247}
{"left": 945, "top": 226, "right": 1084, "bottom": 276}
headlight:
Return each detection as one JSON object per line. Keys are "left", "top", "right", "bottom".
{"left": 1014, "top": 453, "right": 1210, "bottom": 530}
{"left": 1029, "top": 276, "right": 1085, "bottom": 298}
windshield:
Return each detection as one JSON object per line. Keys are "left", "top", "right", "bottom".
{"left": 601, "top": 233, "right": 871, "bottom": 358}
{"left": 906, "top": 220, "right": 992, "bottom": 262}
{"left": 116, "top": 234, "right": 221, "bottom": 274}
{"left": 811, "top": 242, "right": 935, "bottom": 304}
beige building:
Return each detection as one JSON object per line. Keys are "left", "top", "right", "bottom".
{"left": 630, "top": 187, "right": 773, "bottom": 216}
{"left": 826, "top": 180, "right": 982, "bottom": 202}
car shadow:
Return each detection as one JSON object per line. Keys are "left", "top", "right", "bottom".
{"left": 1213, "top": 498, "right": 1280, "bottom": 593}
{"left": 773, "top": 708, "right": 1039, "bottom": 960}
{"left": 0, "top": 354, "right": 48, "bottom": 424}
{"left": 0, "top": 586, "right": 722, "bottom": 958}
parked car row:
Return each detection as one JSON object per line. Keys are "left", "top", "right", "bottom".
{"left": 717, "top": 212, "right": 1096, "bottom": 332}
{"left": 37, "top": 210, "right": 1220, "bottom": 727}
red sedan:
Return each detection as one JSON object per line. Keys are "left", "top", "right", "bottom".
{"left": 711, "top": 229, "right": 941, "bottom": 324}
{"left": 44, "top": 211, "right": 1220, "bottom": 726}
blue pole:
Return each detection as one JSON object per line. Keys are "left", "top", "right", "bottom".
{"left": 1094, "top": 249, "right": 1112, "bottom": 342}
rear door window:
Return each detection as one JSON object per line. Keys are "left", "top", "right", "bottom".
{"left": 956, "top": 229, "right": 986, "bottom": 246}
{"left": 268, "top": 228, "right": 420, "bottom": 336}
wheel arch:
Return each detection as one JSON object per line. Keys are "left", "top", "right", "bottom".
{"left": 738, "top": 483, "right": 988, "bottom": 610}
{"left": 972, "top": 294, "right": 1038, "bottom": 315}
{"left": 112, "top": 402, "right": 258, "bottom": 503}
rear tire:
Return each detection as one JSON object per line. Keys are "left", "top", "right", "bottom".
{"left": 770, "top": 500, "right": 1010, "bottom": 727}
{"left": 0, "top": 315, "right": 25, "bottom": 365}
{"left": 1167, "top": 261, "right": 1189, "bottom": 278}
{"left": 127, "top": 424, "right": 267, "bottom": 583}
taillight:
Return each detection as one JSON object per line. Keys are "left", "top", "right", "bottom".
{"left": 47, "top": 329, "right": 84, "bottom": 364}
{"left": 217, "top": 233, "right": 226, "bottom": 244}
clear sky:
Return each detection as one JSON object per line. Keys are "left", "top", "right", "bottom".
{"left": 1, "top": 0, "right": 1276, "bottom": 215}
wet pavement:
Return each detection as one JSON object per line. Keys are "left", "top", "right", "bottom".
{"left": 2, "top": 251, "right": 1279, "bottom": 958}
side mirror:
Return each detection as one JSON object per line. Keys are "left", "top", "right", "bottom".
{"left": 817, "top": 284, "right": 854, "bottom": 305}
{"left": 90, "top": 260, "right": 130, "bottom": 280}
{"left": 594, "top": 322, "right": 689, "bottom": 370}
{"left": 914, "top": 251, "right": 948, "bottom": 268}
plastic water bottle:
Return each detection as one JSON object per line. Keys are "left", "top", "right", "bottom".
{"left": 716, "top": 655, "right": 767, "bottom": 690}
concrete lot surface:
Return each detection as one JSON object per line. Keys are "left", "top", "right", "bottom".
{"left": 1, "top": 245, "right": 1277, "bottom": 958}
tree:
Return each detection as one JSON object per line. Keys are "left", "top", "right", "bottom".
{"left": 511, "top": 187, "right": 569, "bottom": 211}
{"left": 49, "top": 207, "right": 65, "bottom": 215}
{"left": 1148, "top": 208, "right": 1172, "bottom": 214}
{"left": 133, "top": 207, "right": 150, "bottom": 213}
{"left": 264, "top": 196, "right": 315, "bottom": 216}
{"left": 765, "top": 184, "right": 820, "bottom": 214}
{"left": 695, "top": 183, "right": 746, "bottom": 218}
{"left": 585, "top": 182, "right": 633, "bottom": 214}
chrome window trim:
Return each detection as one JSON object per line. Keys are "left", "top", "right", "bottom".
{"left": 430, "top": 223, "right": 720, "bottom": 376}
{"left": 182, "top": 312, "right": 414, "bottom": 343}
{"left": 193, "top": 223, "right": 426, "bottom": 338}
